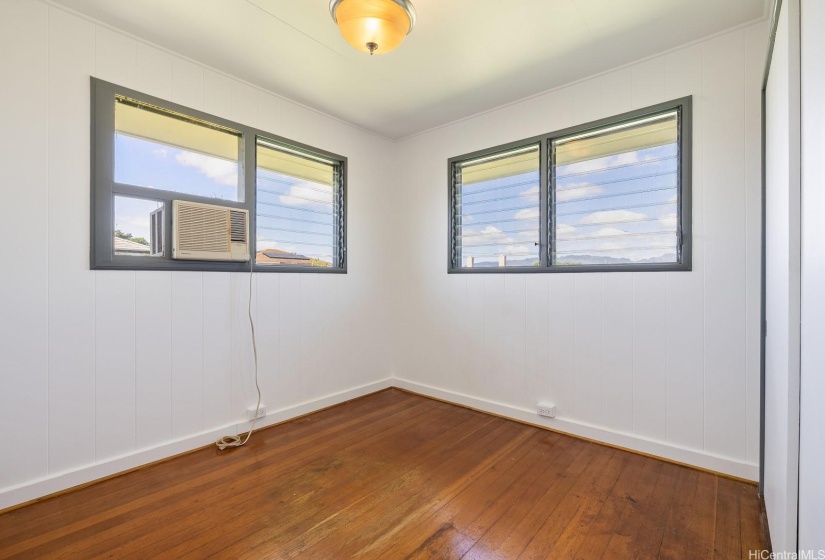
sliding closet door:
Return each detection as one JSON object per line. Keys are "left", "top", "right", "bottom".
{"left": 798, "top": 0, "right": 825, "bottom": 552}
{"left": 763, "top": 0, "right": 801, "bottom": 553}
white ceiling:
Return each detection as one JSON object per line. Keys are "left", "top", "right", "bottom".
{"left": 52, "top": 0, "right": 768, "bottom": 140}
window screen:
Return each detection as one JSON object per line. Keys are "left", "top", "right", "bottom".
{"left": 452, "top": 145, "right": 541, "bottom": 268}
{"left": 552, "top": 111, "right": 680, "bottom": 266}
{"left": 255, "top": 139, "right": 344, "bottom": 268}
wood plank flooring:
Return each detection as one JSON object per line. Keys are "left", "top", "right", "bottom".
{"left": 0, "top": 389, "right": 770, "bottom": 559}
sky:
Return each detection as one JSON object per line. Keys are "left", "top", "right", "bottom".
{"left": 458, "top": 142, "right": 679, "bottom": 267}
{"left": 113, "top": 134, "right": 336, "bottom": 264}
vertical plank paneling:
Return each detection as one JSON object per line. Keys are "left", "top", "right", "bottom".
{"left": 465, "top": 276, "right": 487, "bottom": 395}
{"left": 630, "top": 57, "right": 666, "bottom": 109}
{"left": 231, "top": 82, "right": 258, "bottom": 128}
{"left": 94, "top": 26, "right": 136, "bottom": 87}
{"left": 601, "top": 274, "right": 634, "bottom": 433}
{"left": 632, "top": 273, "right": 667, "bottom": 441}
{"left": 569, "top": 79, "right": 603, "bottom": 123}
{"left": 445, "top": 275, "right": 469, "bottom": 394}
{"left": 46, "top": 6, "right": 96, "bottom": 474}
{"left": 278, "top": 274, "right": 301, "bottom": 405}
{"left": 548, "top": 275, "right": 577, "bottom": 417}
{"left": 315, "top": 274, "right": 338, "bottom": 396}
{"left": 95, "top": 271, "right": 136, "bottom": 460}
{"left": 135, "top": 272, "right": 172, "bottom": 448}
{"left": 702, "top": 30, "right": 747, "bottom": 459}
{"left": 258, "top": 92, "right": 282, "bottom": 135}
{"left": 299, "top": 274, "right": 321, "bottom": 401}
{"left": 203, "top": 69, "right": 233, "bottom": 117}
{"left": 171, "top": 273, "right": 203, "bottom": 438}
{"left": 503, "top": 275, "right": 526, "bottom": 406}
{"left": 230, "top": 273, "right": 253, "bottom": 422}
{"left": 0, "top": 0, "right": 50, "bottom": 488}
{"left": 600, "top": 68, "right": 633, "bottom": 118}
{"left": 574, "top": 274, "right": 603, "bottom": 425}
{"left": 135, "top": 43, "right": 171, "bottom": 100}
{"left": 171, "top": 59, "right": 203, "bottom": 110}
{"left": 93, "top": 22, "right": 137, "bottom": 463}
{"left": 524, "top": 276, "right": 550, "bottom": 409}
{"left": 483, "top": 276, "right": 506, "bottom": 399}
{"left": 664, "top": 43, "right": 705, "bottom": 451}
{"left": 202, "top": 272, "right": 232, "bottom": 429}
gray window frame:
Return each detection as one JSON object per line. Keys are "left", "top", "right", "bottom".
{"left": 447, "top": 96, "right": 692, "bottom": 274}
{"left": 91, "top": 77, "right": 347, "bottom": 273}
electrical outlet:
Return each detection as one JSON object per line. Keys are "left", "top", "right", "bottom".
{"left": 537, "top": 403, "right": 557, "bottom": 418}
{"left": 247, "top": 405, "right": 266, "bottom": 421}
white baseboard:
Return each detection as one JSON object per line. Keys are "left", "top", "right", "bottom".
{"left": 1, "top": 375, "right": 758, "bottom": 511}
{"left": 0, "top": 378, "right": 394, "bottom": 511}
{"left": 393, "top": 378, "right": 759, "bottom": 482}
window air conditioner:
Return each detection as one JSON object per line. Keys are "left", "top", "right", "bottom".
{"left": 172, "top": 200, "right": 250, "bottom": 262}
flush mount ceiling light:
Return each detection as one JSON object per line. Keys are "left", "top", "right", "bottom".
{"left": 329, "top": 0, "right": 416, "bottom": 56}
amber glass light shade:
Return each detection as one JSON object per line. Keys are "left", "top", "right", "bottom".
{"left": 331, "top": 0, "right": 414, "bottom": 55}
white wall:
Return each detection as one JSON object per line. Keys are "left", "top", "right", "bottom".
{"left": 393, "top": 21, "right": 767, "bottom": 480}
{"left": 0, "top": 1, "right": 399, "bottom": 509}
{"left": 763, "top": 0, "right": 801, "bottom": 552}
{"left": 798, "top": 0, "right": 825, "bottom": 551}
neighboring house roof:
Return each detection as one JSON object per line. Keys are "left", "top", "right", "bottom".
{"left": 256, "top": 248, "right": 329, "bottom": 266}
{"left": 262, "top": 249, "right": 310, "bottom": 261}
{"left": 114, "top": 237, "right": 151, "bottom": 254}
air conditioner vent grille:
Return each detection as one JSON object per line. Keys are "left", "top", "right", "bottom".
{"left": 177, "top": 205, "right": 229, "bottom": 252}
{"left": 229, "top": 210, "right": 247, "bottom": 243}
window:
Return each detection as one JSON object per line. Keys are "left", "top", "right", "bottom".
{"left": 256, "top": 139, "right": 344, "bottom": 268}
{"left": 91, "top": 78, "right": 346, "bottom": 272}
{"left": 114, "top": 96, "right": 243, "bottom": 201}
{"left": 452, "top": 145, "right": 541, "bottom": 268}
{"left": 449, "top": 97, "right": 691, "bottom": 273}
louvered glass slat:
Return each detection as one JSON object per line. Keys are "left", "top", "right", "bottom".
{"left": 552, "top": 110, "right": 680, "bottom": 266}
{"left": 454, "top": 145, "right": 540, "bottom": 268}
{"left": 256, "top": 141, "right": 340, "bottom": 268}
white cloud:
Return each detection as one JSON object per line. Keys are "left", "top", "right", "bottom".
{"left": 556, "top": 224, "right": 576, "bottom": 236}
{"left": 175, "top": 152, "right": 238, "bottom": 186}
{"left": 279, "top": 183, "right": 333, "bottom": 207}
{"left": 658, "top": 212, "right": 677, "bottom": 229}
{"left": 153, "top": 147, "right": 169, "bottom": 159}
{"left": 592, "top": 227, "right": 627, "bottom": 238}
{"left": 667, "top": 193, "right": 678, "bottom": 203}
{"left": 556, "top": 183, "right": 604, "bottom": 202}
{"left": 579, "top": 209, "right": 646, "bottom": 225}
{"left": 521, "top": 185, "right": 539, "bottom": 196}
{"left": 515, "top": 207, "right": 540, "bottom": 220}
{"left": 464, "top": 226, "right": 508, "bottom": 246}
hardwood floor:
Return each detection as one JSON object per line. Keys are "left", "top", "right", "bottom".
{"left": 0, "top": 389, "right": 770, "bottom": 559}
